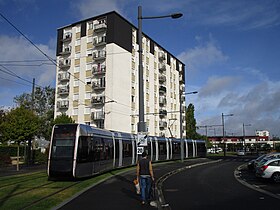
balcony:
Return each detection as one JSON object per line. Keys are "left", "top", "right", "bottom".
{"left": 159, "top": 109, "right": 167, "bottom": 118}
{"left": 59, "top": 59, "right": 71, "bottom": 69}
{"left": 94, "top": 23, "right": 107, "bottom": 33}
{"left": 159, "top": 75, "right": 166, "bottom": 84}
{"left": 91, "top": 96, "right": 105, "bottom": 106}
{"left": 158, "top": 52, "right": 166, "bottom": 61}
{"left": 159, "top": 85, "right": 167, "bottom": 93}
{"left": 93, "top": 36, "right": 106, "bottom": 47}
{"left": 159, "top": 120, "right": 167, "bottom": 129}
{"left": 60, "top": 46, "right": 71, "bottom": 55}
{"left": 159, "top": 96, "right": 167, "bottom": 106}
{"left": 57, "top": 100, "right": 69, "bottom": 109}
{"left": 91, "top": 111, "right": 105, "bottom": 121}
{"left": 92, "top": 81, "right": 105, "bottom": 91}
{"left": 58, "top": 72, "right": 70, "bottom": 82}
{"left": 159, "top": 63, "right": 166, "bottom": 72}
{"left": 93, "top": 51, "right": 106, "bottom": 61}
{"left": 57, "top": 85, "right": 69, "bottom": 95}
{"left": 92, "top": 66, "right": 106, "bottom": 75}
{"left": 62, "top": 33, "right": 72, "bottom": 42}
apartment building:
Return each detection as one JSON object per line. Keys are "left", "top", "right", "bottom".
{"left": 55, "top": 11, "right": 186, "bottom": 138}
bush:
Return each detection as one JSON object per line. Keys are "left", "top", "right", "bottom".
{"left": 34, "top": 150, "right": 48, "bottom": 164}
{"left": 0, "top": 154, "right": 11, "bottom": 166}
{"left": 0, "top": 145, "right": 25, "bottom": 156}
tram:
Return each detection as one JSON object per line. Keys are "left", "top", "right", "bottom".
{"left": 47, "top": 124, "right": 206, "bottom": 179}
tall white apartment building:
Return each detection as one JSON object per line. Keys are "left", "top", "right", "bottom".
{"left": 54, "top": 11, "right": 186, "bottom": 138}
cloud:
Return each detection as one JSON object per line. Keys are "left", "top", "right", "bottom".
{"left": 71, "top": 0, "right": 126, "bottom": 19}
{"left": 178, "top": 38, "right": 228, "bottom": 72}
{"left": 0, "top": 35, "right": 55, "bottom": 87}
{"left": 188, "top": 0, "right": 280, "bottom": 30}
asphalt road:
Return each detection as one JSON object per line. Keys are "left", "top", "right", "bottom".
{"left": 162, "top": 157, "right": 280, "bottom": 210}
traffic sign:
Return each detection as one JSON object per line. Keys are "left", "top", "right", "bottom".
{"left": 137, "top": 146, "right": 144, "bottom": 154}
{"left": 137, "top": 133, "right": 148, "bottom": 146}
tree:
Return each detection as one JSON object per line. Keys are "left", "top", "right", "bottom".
{"left": 52, "top": 113, "right": 75, "bottom": 125}
{"left": 185, "top": 103, "right": 197, "bottom": 139}
{"left": 14, "top": 86, "right": 55, "bottom": 140}
{"left": 0, "top": 106, "right": 39, "bottom": 170}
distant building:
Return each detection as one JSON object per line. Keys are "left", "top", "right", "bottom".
{"left": 54, "top": 11, "right": 186, "bottom": 138}
{"left": 256, "top": 130, "right": 270, "bottom": 137}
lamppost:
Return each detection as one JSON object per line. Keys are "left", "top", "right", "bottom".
{"left": 222, "top": 113, "right": 233, "bottom": 156}
{"left": 180, "top": 91, "right": 198, "bottom": 161}
{"left": 242, "top": 123, "right": 251, "bottom": 151}
{"left": 137, "top": 5, "right": 183, "bottom": 134}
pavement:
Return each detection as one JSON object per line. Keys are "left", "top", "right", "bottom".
{"left": 55, "top": 158, "right": 212, "bottom": 210}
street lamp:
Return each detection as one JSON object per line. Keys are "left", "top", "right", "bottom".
{"left": 242, "top": 123, "right": 251, "bottom": 151}
{"left": 180, "top": 91, "right": 198, "bottom": 162}
{"left": 222, "top": 113, "right": 233, "bottom": 156}
{"left": 137, "top": 6, "right": 183, "bottom": 133}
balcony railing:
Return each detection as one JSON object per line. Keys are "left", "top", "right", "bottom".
{"left": 58, "top": 73, "right": 70, "bottom": 81}
{"left": 92, "top": 66, "right": 106, "bottom": 75}
{"left": 158, "top": 52, "right": 166, "bottom": 61}
{"left": 60, "top": 46, "right": 71, "bottom": 55}
{"left": 94, "top": 23, "right": 107, "bottom": 32}
{"left": 159, "top": 85, "right": 167, "bottom": 93}
{"left": 59, "top": 59, "right": 71, "bottom": 69}
{"left": 91, "top": 111, "right": 105, "bottom": 121}
{"left": 159, "top": 63, "right": 166, "bottom": 72}
{"left": 62, "top": 33, "right": 72, "bottom": 42}
{"left": 93, "top": 36, "right": 106, "bottom": 47}
{"left": 159, "top": 75, "right": 166, "bottom": 84}
{"left": 93, "top": 51, "right": 106, "bottom": 61}
{"left": 91, "top": 96, "right": 105, "bottom": 105}
{"left": 159, "top": 96, "right": 167, "bottom": 106}
{"left": 159, "top": 109, "right": 167, "bottom": 118}
{"left": 57, "top": 100, "right": 69, "bottom": 109}
{"left": 92, "top": 82, "right": 105, "bottom": 90}
{"left": 57, "top": 86, "right": 69, "bottom": 95}
{"left": 159, "top": 121, "right": 167, "bottom": 129}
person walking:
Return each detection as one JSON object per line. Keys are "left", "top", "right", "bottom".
{"left": 136, "top": 151, "right": 154, "bottom": 205}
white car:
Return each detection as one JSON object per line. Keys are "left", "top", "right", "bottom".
{"left": 255, "top": 158, "right": 280, "bottom": 183}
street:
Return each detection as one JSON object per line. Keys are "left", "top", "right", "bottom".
{"left": 162, "top": 157, "right": 279, "bottom": 210}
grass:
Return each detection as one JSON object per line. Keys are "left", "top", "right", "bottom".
{"left": 0, "top": 167, "right": 134, "bottom": 210}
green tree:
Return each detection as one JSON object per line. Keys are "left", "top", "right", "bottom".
{"left": 0, "top": 106, "right": 39, "bottom": 169}
{"left": 52, "top": 113, "right": 75, "bottom": 125}
{"left": 14, "top": 86, "right": 55, "bottom": 140}
{"left": 185, "top": 103, "right": 197, "bottom": 139}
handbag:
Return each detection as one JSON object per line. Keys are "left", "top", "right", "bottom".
{"left": 133, "top": 179, "right": 140, "bottom": 194}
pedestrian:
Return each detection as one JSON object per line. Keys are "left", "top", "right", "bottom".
{"left": 136, "top": 151, "right": 155, "bottom": 205}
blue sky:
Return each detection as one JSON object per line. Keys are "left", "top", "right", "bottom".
{"left": 0, "top": 0, "right": 280, "bottom": 137}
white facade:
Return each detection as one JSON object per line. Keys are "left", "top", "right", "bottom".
{"left": 256, "top": 130, "right": 270, "bottom": 137}
{"left": 55, "top": 12, "right": 186, "bottom": 138}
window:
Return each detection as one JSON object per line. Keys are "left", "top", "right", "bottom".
{"left": 85, "top": 107, "right": 91, "bottom": 114}
{"left": 75, "top": 39, "right": 81, "bottom": 46}
{"left": 85, "top": 93, "right": 91, "bottom": 99}
{"left": 74, "top": 66, "right": 80, "bottom": 73}
{"left": 74, "top": 80, "right": 79, "bottom": 86}
{"left": 73, "top": 108, "right": 78, "bottom": 115}
{"left": 73, "top": 94, "right": 79, "bottom": 100}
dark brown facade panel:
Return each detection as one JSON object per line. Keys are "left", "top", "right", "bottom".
{"left": 56, "top": 29, "right": 63, "bottom": 56}
{"left": 107, "top": 13, "right": 132, "bottom": 53}
{"left": 167, "top": 54, "right": 170, "bottom": 65}
{"left": 81, "top": 21, "right": 86, "bottom": 37}
{"left": 150, "top": 41, "right": 154, "bottom": 55}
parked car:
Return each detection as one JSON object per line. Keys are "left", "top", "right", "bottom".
{"left": 255, "top": 158, "right": 280, "bottom": 183}
{"left": 237, "top": 150, "right": 245, "bottom": 156}
{"left": 254, "top": 153, "right": 280, "bottom": 170}
{"left": 247, "top": 154, "right": 266, "bottom": 170}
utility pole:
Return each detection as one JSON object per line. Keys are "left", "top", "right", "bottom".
{"left": 27, "top": 78, "right": 35, "bottom": 166}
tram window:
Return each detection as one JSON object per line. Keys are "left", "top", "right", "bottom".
{"left": 52, "top": 139, "right": 74, "bottom": 158}
{"left": 123, "top": 141, "right": 132, "bottom": 157}
{"left": 77, "top": 136, "right": 91, "bottom": 163}
{"left": 159, "top": 142, "right": 167, "bottom": 155}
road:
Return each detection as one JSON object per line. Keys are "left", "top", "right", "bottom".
{"left": 162, "top": 157, "right": 279, "bottom": 210}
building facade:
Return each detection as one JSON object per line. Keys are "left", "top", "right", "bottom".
{"left": 55, "top": 11, "right": 186, "bottom": 138}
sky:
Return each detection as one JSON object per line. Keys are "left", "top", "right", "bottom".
{"left": 0, "top": 0, "right": 280, "bottom": 137}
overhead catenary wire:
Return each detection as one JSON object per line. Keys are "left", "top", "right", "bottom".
{"left": 0, "top": 12, "right": 137, "bottom": 111}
